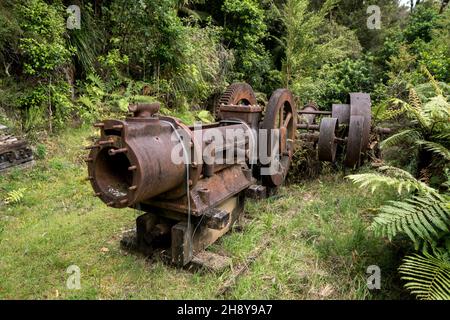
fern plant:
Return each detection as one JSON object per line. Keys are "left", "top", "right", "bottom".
{"left": 399, "top": 248, "right": 450, "bottom": 300}
{"left": 347, "top": 167, "right": 450, "bottom": 299}
{"left": 379, "top": 70, "right": 450, "bottom": 189}
{"left": 371, "top": 193, "right": 449, "bottom": 246}
{"left": 3, "top": 188, "right": 26, "bottom": 205}
{"left": 347, "top": 76, "right": 450, "bottom": 299}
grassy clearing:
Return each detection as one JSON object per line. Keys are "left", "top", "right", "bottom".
{"left": 0, "top": 126, "right": 409, "bottom": 299}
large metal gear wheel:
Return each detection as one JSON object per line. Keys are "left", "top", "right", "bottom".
{"left": 217, "top": 83, "right": 258, "bottom": 119}
{"left": 260, "top": 89, "right": 297, "bottom": 188}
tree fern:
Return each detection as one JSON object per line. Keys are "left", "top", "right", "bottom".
{"left": 380, "top": 129, "right": 422, "bottom": 150}
{"left": 416, "top": 140, "right": 450, "bottom": 161}
{"left": 399, "top": 249, "right": 450, "bottom": 300}
{"left": 370, "top": 194, "right": 450, "bottom": 246}
{"left": 346, "top": 166, "right": 438, "bottom": 196}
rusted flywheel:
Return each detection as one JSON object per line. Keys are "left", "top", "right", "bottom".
{"left": 318, "top": 117, "right": 339, "bottom": 162}
{"left": 343, "top": 93, "right": 372, "bottom": 168}
{"left": 261, "top": 89, "right": 297, "bottom": 187}
{"left": 344, "top": 115, "right": 364, "bottom": 167}
{"left": 217, "top": 83, "right": 258, "bottom": 119}
{"left": 349, "top": 93, "right": 372, "bottom": 150}
{"left": 331, "top": 104, "right": 350, "bottom": 125}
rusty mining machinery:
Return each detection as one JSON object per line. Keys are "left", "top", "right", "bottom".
{"left": 0, "top": 124, "right": 34, "bottom": 172}
{"left": 85, "top": 83, "right": 384, "bottom": 266}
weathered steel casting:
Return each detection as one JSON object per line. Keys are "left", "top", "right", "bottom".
{"left": 0, "top": 125, "right": 34, "bottom": 172}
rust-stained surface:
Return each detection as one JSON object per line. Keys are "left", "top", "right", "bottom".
{"left": 349, "top": 93, "right": 372, "bottom": 150}
{"left": 261, "top": 89, "right": 297, "bottom": 187}
{"left": 296, "top": 92, "right": 375, "bottom": 168}
{"left": 317, "top": 117, "right": 338, "bottom": 162}
{"left": 86, "top": 83, "right": 275, "bottom": 266}
{"left": 0, "top": 125, "right": 33, "bottom": 172}
{"left": 86, "top": 83, "right": 385, "bottom": 267}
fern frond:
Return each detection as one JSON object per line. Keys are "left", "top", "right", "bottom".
{"left": 379, "top": 108, "right": 406, "bottom": 121}
{"left": 370, "top": 195, "right": 450, "bottom": 245}
{"left": 346, "top": 166, "right": 438, "bottom": 196}
{"left": 399, "top": 250, "right": 450, "bottom": 300}
{"left": 409, "top": 88, "right": 422, "bottom": 112}
{"left": 434, "top": 131, "right": 450, "bottom": 140}
{"left": 420, "top": 65, "right": 443, "bottom": 97}
{"left": 391, "top": 92, "right": 432, "bottom": 130}
{"left": 4, "top": 188, "right": 26, "bottom": 205}
{"left": 416, "top": 140, "right": 450, "bottom": 161}
{"left": 380, "top": 129, "right": 422, "bottom": 150}
{"left": 422, "top": 95, "right": 450, "bottom": 126}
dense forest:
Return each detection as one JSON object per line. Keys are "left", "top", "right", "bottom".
{"left": 0, "top": 0, "right": 448, "bottom": 133}
{"left": 0, "top": 0, "right": 449, "bottom": 300}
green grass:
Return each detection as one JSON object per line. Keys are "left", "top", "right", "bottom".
{"left": 0, "top": 125, "right": 409, "bottom": 299}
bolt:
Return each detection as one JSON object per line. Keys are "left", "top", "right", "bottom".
{"left": 108, "top": 148, "right": 127, "bottom": 155}
{"left": 99, "top": 140, "right": 113, "bottom": 145}
{"left": 84, "top": 145, "right": 99, "bottom": 150}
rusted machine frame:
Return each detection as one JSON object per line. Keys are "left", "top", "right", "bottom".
{"left": 296, "top": 92, "right": 390, "bottom": 168}
{"left": 87, "top": 84, "right": 296, "bottom": 267}
{"left": 86, "top": 84, "right": 390, "bottom": 268}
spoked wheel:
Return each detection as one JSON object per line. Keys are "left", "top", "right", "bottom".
{"left": 217, "top": 83, "right": 258, "bottom": 119}
{"left": 260, "top": 89, "right": 297, "bottom": 188}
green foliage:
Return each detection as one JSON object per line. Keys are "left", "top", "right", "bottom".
{"left": 18, "top": 81, "right": 74, "bottom": 132}
{"left": 281, "top": 0, "right": 362, "bottom": 105}
{"left": 35, "top": 144, "right": 47, "bottom": 160}
{"left": 314, "top": 56, "right": 376, "bottom": 106}
{"left": 348, "top": 164, "right": 450, "bottom": 299}
{"left": 348, "top": 80, "right": 450, "bottom": 300}
{"left": 378, "top": 77, "right": 450, "bottom": 187}
{"left": 347, "top": 166, "right": 439, "bottom": 197}
{"left": 399, "top": 249, "right": 450, "bottom": 300}
{"left": 222, "top": 0, "right": 272, "bottom": 90}
{"left": 66, "top": 4, "right": 103, "bottom": 75}
{"left": 371, "top": 194, "right": 449, "bottom": 246}
{"left": 18, "top": 0, "right": 72, "bottom": 76}
{"left": 3, "top": 187, "right": 26, "bottom": 205}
